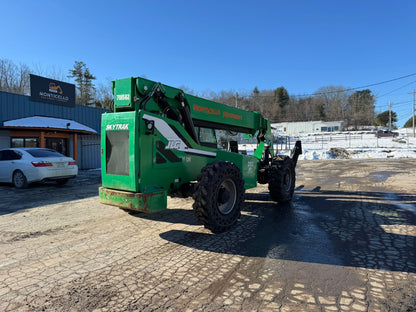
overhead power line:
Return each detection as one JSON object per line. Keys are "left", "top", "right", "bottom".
{"left": 379, "top": 100, "right": 412, "bottom": 108}
{"left": 234, "top": 72, "right": 416, "bottom": 99}
{"left": 376, "top": 79, "right": 416, "bottom": 99}
{"left": 295, "top": 72, "right": 416, "bottom": 98}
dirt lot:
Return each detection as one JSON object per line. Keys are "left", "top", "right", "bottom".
{"left": 0, "top": 159, "right": 415, "bottom": 312}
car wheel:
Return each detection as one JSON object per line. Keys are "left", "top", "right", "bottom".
{"left": 13, "top": 170, "right": 28, "bottom": 189}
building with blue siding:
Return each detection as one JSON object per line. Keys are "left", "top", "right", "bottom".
{"left": 0, "top": 91, "right": 110, "bottom": 169}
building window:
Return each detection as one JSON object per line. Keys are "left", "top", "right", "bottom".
{"left": 45, "top": 138, "right": 68, "bottom": 156}
{"left": 321, "top": 127, "right": 328, "bottom": 132}
{"left": 11, "top": 138, "right": 24, "bottom": 147}
{"left": 11, "top": 137, "right": 39, "bottom": 148}
{"left": 25, "top": 138, "right": 39, "bottom": 147}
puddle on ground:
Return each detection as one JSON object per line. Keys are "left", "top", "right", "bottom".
{"left": 320, "top": 177, "right": 358, "bottom": 185}
{"left": 368, "top": 172, "right": 391, "bottom": 182}
{"left": 384, "top": 193, "right": 416, "bottom": 216}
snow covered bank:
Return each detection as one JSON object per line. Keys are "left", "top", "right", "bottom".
{"left": 298, "top": 148, "right": 416, "bottom": 160}
{"left": 239, "top": 130, "right": 416, "bottom": 160}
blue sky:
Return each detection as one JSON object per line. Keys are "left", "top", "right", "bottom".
{"left": 1, "top": 0, "right": 416, "bottom": 126}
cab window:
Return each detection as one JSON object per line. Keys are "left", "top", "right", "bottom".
{"left": 195, "top": 127, "right": 217, "bottom": 148}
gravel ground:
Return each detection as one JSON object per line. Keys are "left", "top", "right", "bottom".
{"left": 0, "top": 159, "right": 415, "bottom": 312}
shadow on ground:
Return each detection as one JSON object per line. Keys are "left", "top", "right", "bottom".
{"left": 0, "top": 170, "right": 101, "bottom": 215}
{"left": 160, "top": 188, "right": 416, "bottom": 273}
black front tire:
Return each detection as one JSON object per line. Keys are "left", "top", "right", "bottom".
{"left": 193, "top": 161, "right": 245, "bottom": 233}
{"left": 13, "top": 170, "right": 28, "bottom": 189}
{"left": 268, "top": 156, "right": 295, "bottom": 203}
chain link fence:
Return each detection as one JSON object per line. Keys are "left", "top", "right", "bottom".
{"left": 239, "top": 132, "right": 416, "bottom": 155}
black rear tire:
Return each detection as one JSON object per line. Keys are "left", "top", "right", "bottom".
{"left": 193, "top": 161, "right": 244, "bottom": 233}
{"left": 268, "top": 156, "right": 295, "bottom": 203}
{"left": 13, "top": 170, "right": 28, "bottom": 189}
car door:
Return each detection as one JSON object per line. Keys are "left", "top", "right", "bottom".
{"left": 0, "top": 150, "right": 20, "bottom": 182}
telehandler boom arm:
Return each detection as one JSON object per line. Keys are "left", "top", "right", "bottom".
{"left": 112, "top": 77, "right": 273, "bottom": 150}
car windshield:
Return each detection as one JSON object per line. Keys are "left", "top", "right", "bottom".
{"left": 26, "top": 149, "right": 65, "bottom": 158}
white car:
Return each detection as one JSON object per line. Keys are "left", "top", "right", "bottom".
{"left": 0, "top": 148, "right": 78, "bottom": 188}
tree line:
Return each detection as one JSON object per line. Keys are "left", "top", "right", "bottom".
{"left": 200, "top": 85, "right": 414, "bottom": 129}
{"left": 1, "top": 58, "right": 413, "bottom": 128}
{"left": 208, "top": 86, "right": 377, "bottom": 129}
{"left": 0, "top": 58, "right": 113, "bottom": 110}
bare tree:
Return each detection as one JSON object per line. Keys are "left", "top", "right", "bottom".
{"left": 32, "top": 63, "right": 67, "bottom": 82}
{"left": 177, "top": 85, "right": 195, "bottom": 96}
{"left": 314, "top": 86, "right": 350, "bottom": 121}
{"left": 0, "top": 59, "right": 30, "bottom": 95}
{"left": 94, "top": 81, "right": 114, "bottom": 110}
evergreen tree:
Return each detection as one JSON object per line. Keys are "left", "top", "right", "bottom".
{"left": 347, "top": 89, "right": 375, "bottom": 129}
{"left": 317, "top": 102, "right": 326, "bottom": 120}
{"left": 68, "top": 61, "right": 96, "bottom": 105}
{"left": 274, "top": 87, "right": 289, "bottom": 108}
{"left": 375, "top": 110, "right": 397, "bottom": 127}
{"left": 404, "top": 115, "right": 415, "bottom": 128}
{"left": 273, "top": 87, "right": 289, "bottom": 121}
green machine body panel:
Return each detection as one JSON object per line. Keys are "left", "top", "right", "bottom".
{"left": 100, "top": 77, "right": 274, "bottom": 212}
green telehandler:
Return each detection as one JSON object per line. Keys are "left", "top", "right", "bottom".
{"left": 99, "top": 77, "right": 302, "bottom": 233}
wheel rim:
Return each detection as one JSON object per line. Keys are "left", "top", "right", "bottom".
{"left": 14, "top": 171, "right": 25, "bottom": 187}
{"left": 217, "top": 178, "right": 237, "bottom": 215}
{"left": 283, "top": 168, "right": 292, "bottom": 192}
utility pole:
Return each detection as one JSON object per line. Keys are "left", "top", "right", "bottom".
{"left": 389, "top": 100, "right": 392, "bottom": 131}
{"left": 413, "top": 90, "right": 415, "bottom": 138}
{"left": 408, "top": 90, "right": 415, "bottom": 138}
{"left": 235, "top": 92, "right": 238, "bottom": 108}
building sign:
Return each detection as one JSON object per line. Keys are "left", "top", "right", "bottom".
{"left": 30, "top": 74, "right": 76, "bottom": 107}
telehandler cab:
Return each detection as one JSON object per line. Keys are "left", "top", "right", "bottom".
{"left": 99, "top": 77, "right": 302, "bottom": 233}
